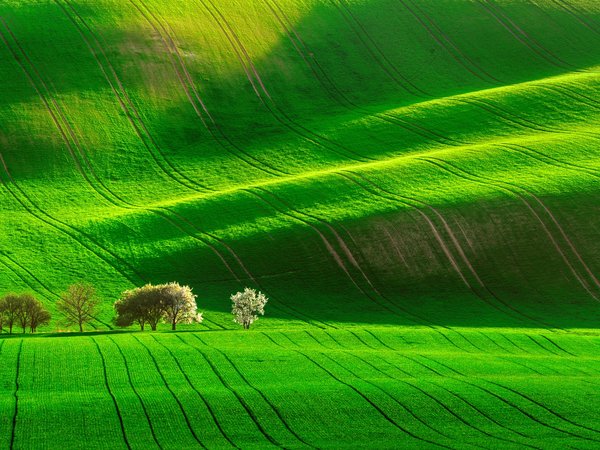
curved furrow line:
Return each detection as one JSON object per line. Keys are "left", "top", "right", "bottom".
{"left": 332, "top": 0, "right": 429, "bottom": 98}
{"left": 345, "top": 330, "right": 380, "bottom": 350}
{"left": 58, "top": 0, "right": 212, "bottom": 192}
{"left": 272, "top": 1, "right": 473, "bottom": 150}
{"left": 90, "top": 338, "right": 131, "bottom": 450}
{"left": 129, "top": 0, "right": 288, "bottom": 178}
{"left": 0, "top": 27, "right": 148, "bottom": 287}
{"left": 194, "top": 0, "right": 373, "bottom": 164}
{"left": 9, "top": 340, "right": 22, "bottom": 450}
{"left": 476, "top": 0, "right": 574, "bottom": 70}
{"left": 445, "top": 329, "right": 485, "bottom": 353}
{"left": 475, "top": 331, "right": 515, "bottom": 354}
{"left": 540, "top": 83, "right": 600, "bottom": 112}
{"left": 500, "top": 333, "right": 534, "bottom": 355}
{"left": 259, "top": 332, "right": 288, "bottom": 350}
{"left": 459, "top": 95, "right": 600, "bottom": 142}
{"left": 288, "top": 347, "right": 455, "bottom": 449}
{"left": 484, "top": 379, "right": 600, "bottom": 437}
{"left": 525, "top": 335, "right": 562, "bottom": 357}
{"left": 419, "top": 156, "right": 600, "bottom": 303}
{"left": 504, "top": 144, "right": 600, "bottom": 181}
{"left": 178, "top": 334, "right": 282, "bottom": 448}
{"left": 397, "top": 0, "right": 501, "bottom": 85}
{"left": 556, "top": 79, "right": 600, "bottom": 103}
{"left": 367, "top": 336, "right": 599, "bottom": 441}
{"left": 340, "top": 170, "right": 550, "bottom": 327}
{"left": 106, "top": 336, "right": 163, "bottom": 449}
{"left": 0, "top": 255, "right": 56, "bottom": 304}
{"left": 243, "top": 188, "right": 420, "bottom": 325}
{"left": 452, "top": 98, "right": 562, "bottom": 136}
{"left": 550, "top": 0, "right": 600, "bottom": 35}
{"left": 204, "top": 347, "right": 314, "bottom": 448}
{"left": 149, "top": 335, "right": 240, "bottom": 449}
{"left": 492, "top": 0, "right": 600, "bottom": 73}
{"left": 130, "top": 335, "right": 206, "bottom": 449}
{"left": 408, "top": 352, "right": 600, "bottom": 442}
{"left": 539, "top": 335, "right": 578, "bottom": 357}
{"left": 0, "top": 30, "right": 132, "bottom": 215}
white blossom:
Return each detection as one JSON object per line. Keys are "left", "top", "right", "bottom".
{"left": 231, "top": 287, "right": 268, "bottom": 330}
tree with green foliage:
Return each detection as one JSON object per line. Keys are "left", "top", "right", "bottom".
{"left": 231, "top": 288, "right": 268, "bottom": 330}
{"left": 57, "top": 283, "right": 99, "bottom": 332}
{"left": 114, "top": 282, "right": 202, "bottom": 331}
{"left": 115, "top": 284, "right": 165, "bottom": 331}
{"left": 161, "top": 282, "right": 202, "bottom": 331}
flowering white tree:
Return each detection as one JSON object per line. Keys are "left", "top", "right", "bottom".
{"left": 231, "top": 288, "right": 268, "bottom": 330}
{"left": 161, "top": 282, "right": 203, "bottom": 330}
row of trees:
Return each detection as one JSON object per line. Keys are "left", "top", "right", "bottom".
{"left": 113, "top": 284, "right": 268, "bottom": 331}
{"left": 0, "top": 283, "right": 99, "bottom": 334}
{"left": 1, "top": 281, "right": 268, "bottom": 334}
{"left": 0, "top": 293, "right": 51, "bottom": 334}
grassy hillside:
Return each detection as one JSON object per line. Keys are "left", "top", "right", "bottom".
{"left": 0, "top": 0, "right": 599, "bottom": 329}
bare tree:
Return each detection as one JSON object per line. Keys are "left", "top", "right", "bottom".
{"left": 28, "top": 300, "right": 51, "bottom": 333}
{"left": 16, "top": 294, "right": 37, "bottom": 333}
{"left": 57, "top": 283, "right": 99, "bottom": 332}
{"left": 0, "top": 293, "right": 22, "bottom": 334}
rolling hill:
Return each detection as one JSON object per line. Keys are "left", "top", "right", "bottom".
{"left": 0, "top": 0, "right": 599, "bottom": 448}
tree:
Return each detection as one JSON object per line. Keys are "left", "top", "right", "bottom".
{"left": 28, "top": 300, "right": 51, "bottom": 333}
{"left": 16, "top": 294, "right": 37, "bottom": 333}
{"left": 114, "top": 284, "right": 165, "bottom": 331}
{"left": 231, "top": 288, "right": 268, "bottom": 330}
{"left": 0, "top": 293, "right": 22, "bottom": 334}
{"left": 114, "top": 282, "right": 202, "bottom": 331}
{"left": 57, "top": 283, "right": 99, "bottom": 332}
{"left": 0, "top": 297, "right": 5, "bottom": 333}
{"left": 160, "top": 282, "right": 202, "bottom": 331}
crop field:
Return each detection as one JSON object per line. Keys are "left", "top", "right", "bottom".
{"left": 0, "top": 0, "right": 599, "bottom": 448}
{"left": 1, "top": 328, "right": 600, "bottom": 449}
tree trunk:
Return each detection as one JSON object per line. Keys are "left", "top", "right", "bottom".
{"left": 140, "top": 322, "right": 145, "bottom": 331}
{"left": 151, "top": 323, "right": 157, "bottom": 331}
{"left": 79, "top": 322, "right": 83, "bottom": 333}
{"left": 172, "top": 320, "right": 176, "bottom": 331}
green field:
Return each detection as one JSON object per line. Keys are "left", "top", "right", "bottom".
{"left": 0, "top": 0, "right": 599, "bottom": 448}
